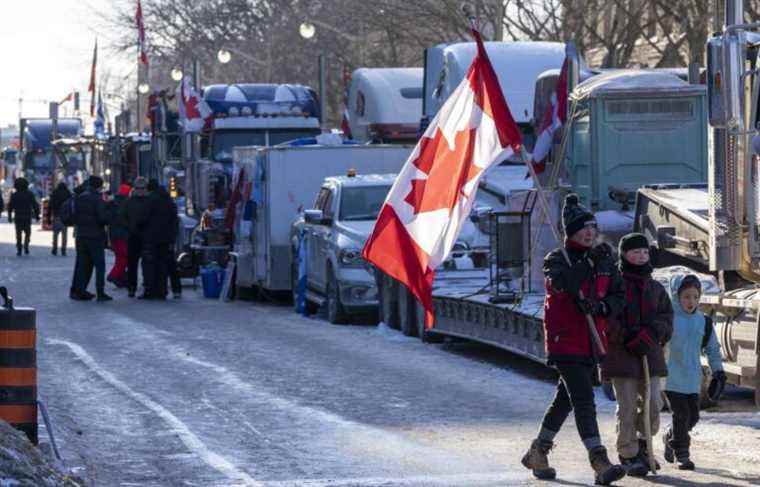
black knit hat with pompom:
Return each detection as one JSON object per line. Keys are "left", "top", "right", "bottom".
{"left": 562, "top": 193, "right": 595, "bottom": 238}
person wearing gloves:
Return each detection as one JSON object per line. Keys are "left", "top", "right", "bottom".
{"left": 601, "top": 233, "right": 673, "bottom": 477}
{"left": 664, "top": 274, "right": 726, "bottom": 470}
{"left": 522, "top": 193, "right": 626, "bottom": 486}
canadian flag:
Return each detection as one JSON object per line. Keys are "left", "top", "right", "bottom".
{"left": 176, "top": 76, "right": 212, "bottom": 133}
{"left": 362, "top": 29, "right": 523, "bottom": 329}
{"left": 529, "top": 57, "right": 568, "bottom": 175}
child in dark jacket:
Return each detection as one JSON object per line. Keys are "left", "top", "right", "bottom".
{"left": 664, "top": 274, "right": 725, "bottom": 470}
{"left": 522, "top": 194, "right": 626, "bottom": 486}
{"left": 602, "top": 233, "right": 673, "bottom": 477}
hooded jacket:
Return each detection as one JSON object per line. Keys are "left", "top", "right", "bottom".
{"left": 665, "top": 274, "right": 724, "bottom": 394}
{"left": 543, "top": 241, "right": 625, "bottom": 364}
{"left": 602, "top": 263, "right": 673, "bottom": 379}
{"left": 141, "top": 187, "right": 178, "bottom": 245}
{"left": 8, "top": 180, "right": 40, "bottom": 222}
{"left": 74, "top": 188, "right": 109, "bottom": 241}
{"left": 50, "top": 183, "right": 72, "bottom": 218}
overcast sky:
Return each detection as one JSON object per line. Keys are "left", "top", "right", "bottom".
{"left": 0, "top": 0, "right": 132, "bottom": 128}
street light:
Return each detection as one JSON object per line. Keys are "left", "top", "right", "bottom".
{"left": 217, "top": 49, "right": 232, "bottom": 64}
{"left": 299, "top": 22, "right": 316, "bottom": 39}
{"left": 138, "top": 83, "right": 150, "bottom": 94}
{"left": 171, "top": 67, "right": 184, "bottom": 81}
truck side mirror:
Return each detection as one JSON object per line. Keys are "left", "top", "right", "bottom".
{"left": 304, "top": 209, "right": 323, "bottom": 224}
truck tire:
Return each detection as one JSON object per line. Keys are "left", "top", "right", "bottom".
{"left": 415, "top": 298, "right": 443, "bottom": 343}
{"left": 380, "top": 275, "right": 400, "bottom": 330}
{"left": 398, "top": 285, "right": 418, "bottom": 337}
{"left": 326, "top": 269, "right": 347, "bottom": 325}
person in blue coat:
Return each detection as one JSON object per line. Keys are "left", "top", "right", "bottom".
{"left": 664, "top": 274, "right": 725, "bottom": 470}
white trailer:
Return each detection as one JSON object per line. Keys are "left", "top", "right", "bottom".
{"left": 345, "top": 68, "right": 423, "bottom": 144}
{"left": 231, "top": 144, "right": 412, "bottom": 292}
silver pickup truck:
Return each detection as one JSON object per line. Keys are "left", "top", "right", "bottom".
{"left": 290, "top": 173, "right": 394, "bottom": 323}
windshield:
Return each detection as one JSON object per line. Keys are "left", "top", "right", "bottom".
{"left": 31, "top": 151, "right": 53, "bottom": 170}
{"left": 269, "top": 128, "right": 322, "bottom": 145}
{"left": 212, "top": 131, "right": 266, "bottom": 162}
{"left": 340, "top": 185, "right": 391, "bottom": 221}
{"left": 500, "top": 123, "right": 536, "bottom": 165}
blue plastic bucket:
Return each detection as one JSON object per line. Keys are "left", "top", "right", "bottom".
{"left": 200, "top": 266, "right": 225, "bottom": 299}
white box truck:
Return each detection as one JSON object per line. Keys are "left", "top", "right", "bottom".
{"left": 231, "top": 143, "right": 412, "bottom": 292}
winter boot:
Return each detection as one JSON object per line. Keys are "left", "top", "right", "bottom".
{"left": 637, "top": 439, "right": 660, "bottom": 472}
{"left": 663, "top": 430, "right": 675, "bottom": 464}
{"left": 521, "top": 439, "right": 556, "bottom": 480}
{"left": 619, "top": 455, "right": 648, "bottom": 477}
{"left": 676, "top": 449, "right": 694, "bottom": 470}
{"left": 590, "top": 447, "right": 626, "bottom": 485}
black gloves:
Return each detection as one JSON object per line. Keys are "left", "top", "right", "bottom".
{"left": 708, "top": 370, "right": 727, "bottom": 401}
{"left": 559, "top": 259, "right": 592, "bottom": 296}
{"left": 624, "top": 326, "right": 656, "bottom": 357}
{"left": 576, "top": 297, "right": 608, "bottom": 317}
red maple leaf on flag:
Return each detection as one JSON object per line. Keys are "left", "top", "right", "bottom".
{"left": 404, "top": 127, "right": 481, "bottom": 214}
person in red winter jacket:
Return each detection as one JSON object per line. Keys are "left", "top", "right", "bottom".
{"left": 522, "top": 193, "right": 626, "bottom": 486}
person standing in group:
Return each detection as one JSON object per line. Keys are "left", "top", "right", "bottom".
{"left": 522, "top": 194, "right": 626, "bottom": 485}
{"left": 139, "top": 179, "right": 178, "bottom": 299}
{"left": 664, "top": 274, "right": 726, "bottom": 470}
{"left": 71, "top": 176, "right": 112, "bottom": 302}
{"left": 107, "top": 183, "right": 131, "bottom": 288}
{"left": 7, "top": 177, "right": 40, "bottom": 256}
{"left": 602, "top": 233, "right": 673, "bottom": 477}
{"left": 49, "top": 181, "right": 72, "bottom": 256}
{"left": 121, "top": 177, "right": 149, "bottom": 298}
{"left": 69, "top": 184, "right": 89, "bottom": 300}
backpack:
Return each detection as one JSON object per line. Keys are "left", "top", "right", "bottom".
{"left": 59, "top": 196, "right": 77, "bottom": 226}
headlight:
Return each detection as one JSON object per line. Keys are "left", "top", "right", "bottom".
{"left": 339, "top": 248, "right": 363, "bottom": 267}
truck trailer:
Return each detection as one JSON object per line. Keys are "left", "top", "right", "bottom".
{"left": 230, "top": 143, "right": 412, "bottom": 293}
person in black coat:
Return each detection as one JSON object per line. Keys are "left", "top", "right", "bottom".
{"left": 72, "top": 176, "right": 112, "bottom": 301}
{"left": 120, "top": 177, "right": 150, "bottom": 297}
{"left": 8, "top": 177, "right": 40, "bottom": 256}
{"left": 139, "top": 179, "right": 179, "bottom": 299}
{"left": 49, "top": 181, "right": 72, "bottom": 256}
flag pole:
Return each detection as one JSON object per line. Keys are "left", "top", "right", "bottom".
{"left": 521, "top": 145, "right": 607, "bottom": 356}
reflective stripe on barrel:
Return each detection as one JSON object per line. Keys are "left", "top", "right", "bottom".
{"left": 0, "top": 308, "right": 37, "bottom": 444}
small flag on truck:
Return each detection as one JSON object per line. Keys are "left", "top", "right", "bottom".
{"left": 529, "top": 56, "right": 568, "bottom": 176}
{"left": 362, "top": 28, "right": 523, "bottom": 329}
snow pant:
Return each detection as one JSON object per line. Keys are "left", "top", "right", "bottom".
{"left": 611, "top": 376, "right": 662, "bottom": 459}
{"left": 538, "top": 362, "right": 602, "bottom": 451}
{"left": 75, "top": 238, "right": 106, "bottom": 295}
{"left": 52, "top": 219, "right": 68, "bottom": 254}
{"left": 142, "top": 242, "right": 170, "bottom": 298}
{"left": 664, "top": 391, "right": 700, "bottom": 455}
{"left": 127, "top": 234, "right": 143, "bottom": 292}
{"left": 14, "top": 219, "right": 31, "bottom": 253}
{"left": 108, "top": 239, "right": 128, "bottom": 284}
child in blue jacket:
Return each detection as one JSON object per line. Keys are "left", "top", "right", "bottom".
{"left": 664, "top": 274, "right": 726, "bottom": 470}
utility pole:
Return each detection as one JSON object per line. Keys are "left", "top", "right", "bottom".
{"left": 494, "top": 1, "right": 505, "bottom": 41}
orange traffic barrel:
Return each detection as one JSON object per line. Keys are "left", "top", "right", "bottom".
{"left": 0, "top": 306, "right": 37, "bottom": 444}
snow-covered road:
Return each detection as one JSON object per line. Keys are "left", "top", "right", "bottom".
{"left": 0, "top": 220, "right": 758, "bottom": 486}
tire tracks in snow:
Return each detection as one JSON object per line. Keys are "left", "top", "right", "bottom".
{"left": 47, "top": 338, "right": 264, "bottom": 487}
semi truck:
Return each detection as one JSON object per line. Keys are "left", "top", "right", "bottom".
{"left": 18, "top": 118, "right": 82, "bottom": 196}
{"left": 374, "top": 48, "right": 736, "bottom": 400}
{"left": 632, "top": 0, "right": 760, "bottom": 407}
{"left": 344, "top": 68, "right": 423, "bottom": 144}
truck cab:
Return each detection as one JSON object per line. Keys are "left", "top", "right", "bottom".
{"left": 291, "top": 173, "right": 395, "bottom": 323}
{"left": 18, "top": 118, "right": 83, "bottom": 195}
{"left": 345, "top": 68, "right": 423, "bottom": 144}
{"left": 189, "top": 84, "right": 322, "bottom": 215}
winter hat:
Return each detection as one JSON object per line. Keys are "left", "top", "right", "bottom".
{"left": 14, "top": 177, "right": 29, "bottom": 191}
{"left": 678, "top": 274, "right": 702, "bottom": 295}
{"left": 562, "top": 193, "right": 595, "bottom": 237}
{"left": 88, "top": 175, "right": 104, "bottom": 190}
{"left": 133, "top": 177, "right": 148, "bottom": 190}
{"left": 619, "top": 232, "right": 649, "bottom": 255}
{"left": 118, "top": 184, "right": 132, "bottom": 197}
